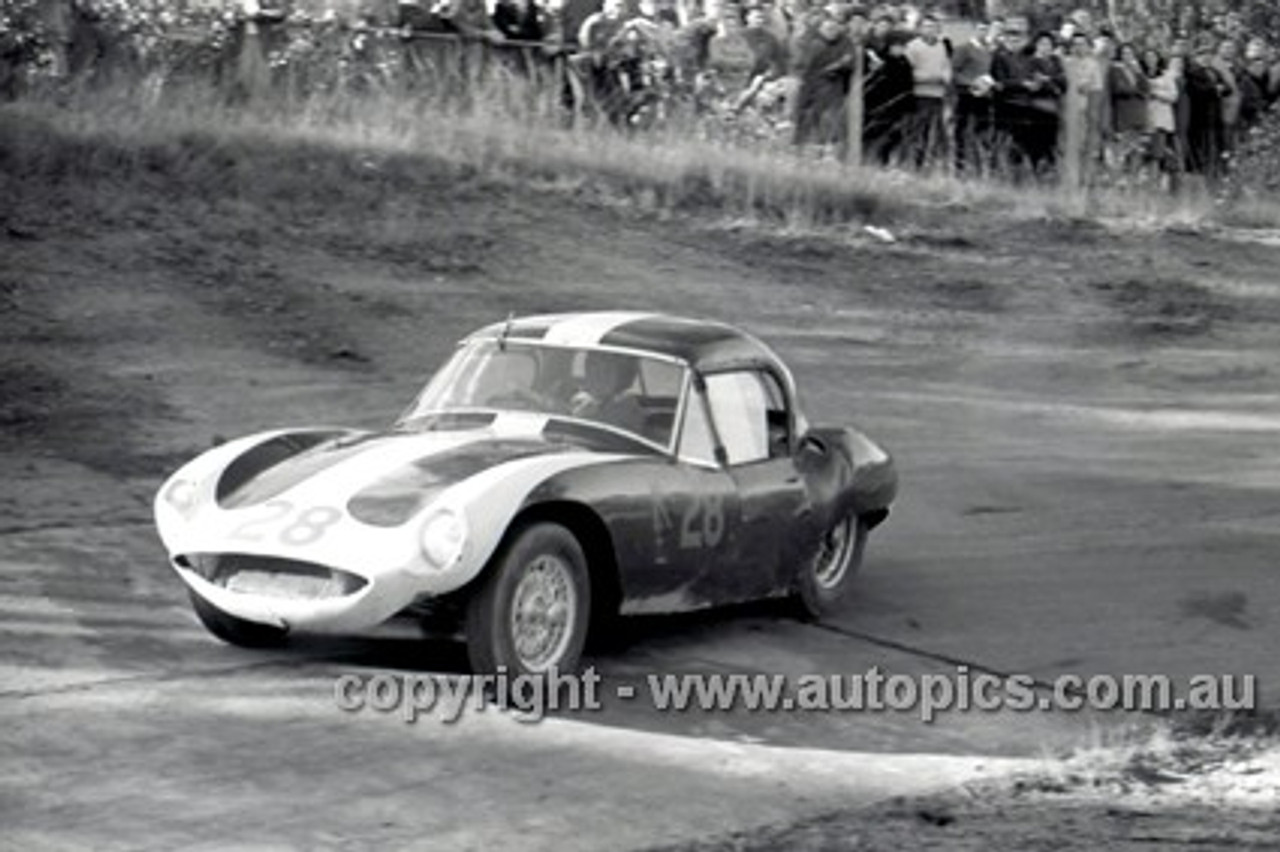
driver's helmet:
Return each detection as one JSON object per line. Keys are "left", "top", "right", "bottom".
{"left": 582, "top": 351, "right": 638, "bottom": 401}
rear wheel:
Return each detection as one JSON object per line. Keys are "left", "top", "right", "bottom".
{"left": 189, "top": 589, "right": 288, "bottom": 648}
{"left": 795, "top": 514, "right": 867, "bottom": 620}
{"left": 466, "top": 522, "right": 591, "bottom": 676}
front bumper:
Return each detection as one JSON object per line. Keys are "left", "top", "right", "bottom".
{"left": 173, "top": 551, "right": 423, "bottom": 633}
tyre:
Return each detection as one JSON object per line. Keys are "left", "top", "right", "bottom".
{"left": 465, "top": 522, "right": 591, "bottom": 676}
{"left": 189, "top": 589, "right": 288, "bottom": 648}
{"left": 795, "top": 514, "right": 867, "bottom": 620}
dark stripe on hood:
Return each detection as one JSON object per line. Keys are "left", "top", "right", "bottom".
{"left": 215, "top": 430, "right": 355, "bottom": 508}
{"left": 347, "top": 439, "right": 567, "bottom": 527}
{"left": 218, "top": 431, "right": 405, "bottom": 510}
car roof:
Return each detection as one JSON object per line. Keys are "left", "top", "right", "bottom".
{"left": 467, "top": 312, "right": 788, "bottom": 375}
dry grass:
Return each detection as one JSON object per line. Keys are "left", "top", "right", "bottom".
{"left": 8, "top": 72, "right": 1279, "bottom": 235}
{"left": 1023, "top": 709, "right": 1280, "bottom": 801}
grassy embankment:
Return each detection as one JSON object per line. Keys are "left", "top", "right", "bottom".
{"left": 4, "top": 71, "right": 1270, "bottom": 234}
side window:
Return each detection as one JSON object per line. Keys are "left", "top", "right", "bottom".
{"left": 677, "top": 386, "right": 717, "bottom": 466}
{"left": 705, "top": 371, "right": 771, "bottom": 465}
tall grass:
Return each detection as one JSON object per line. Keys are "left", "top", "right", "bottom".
{"left": 4, "top": 67, "right": 1276, "bottom": 235}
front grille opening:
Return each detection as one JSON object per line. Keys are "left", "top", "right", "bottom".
{"left": 176, "top": 553, "right": 368, "bottom": 599}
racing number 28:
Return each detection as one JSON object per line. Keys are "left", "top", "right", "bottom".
{"left": 653, "top": 492, "right": 724, "bottom": 550}
{"left": 231, "top": 500, "right": 341, "bottom": 546}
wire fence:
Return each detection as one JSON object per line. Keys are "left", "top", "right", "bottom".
{"left": 0, "top": 10, "right": 1252, "bottom": 191}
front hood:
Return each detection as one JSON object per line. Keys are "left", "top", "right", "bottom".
{"left": 215, "top": 413, "right": 648, "bottom": 528}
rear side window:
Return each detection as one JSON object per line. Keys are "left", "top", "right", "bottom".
{"left": 705, "top": 371, "right": 771, "bottom": 465}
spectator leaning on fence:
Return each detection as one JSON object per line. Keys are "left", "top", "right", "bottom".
{"left": 742, "top": 4, "right": 787, "bottom": 80}
{"left": 1026, "top": 31, "right": 1065, "bottom": 169}
{"left": 579, "top": 0, "right": 628, "bottom": 56}
{"left": 792, "top": 8, "right": 855, "bottom": 149}
{"left": 863, "top": 29, "right": 914, "bottom": 165}
{"left": 492, "top": 0, "right": 546, "bottom": 43}
{"left": 991, "top": 19, "right": 1030, "bottom": 164}
{"left": 952, "top": 19, "right": 995, "bottom": 175}
{"left": 990, "top": 19, "right": 1062, "bottom": 179}
{"left": 669, "top": 0, "right": 723, "bottom": 88}
{"left": 903, "top": 13, "right": 951, "bottom": 168}
{"left": 706, "top": 1, "right": 757, "bottom": 79}
{"left": 435, "top": 0, "right": 504, "bottom": 40}
{"left": 568, "top": 0, "right": 632, "bottom": 119}
{"left": 617, "top": 0, "right": 678, "bottom": 56}
{"left": 734, "top": 4, "right": 789, "bottom": 111}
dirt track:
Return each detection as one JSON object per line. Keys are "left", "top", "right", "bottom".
{"left": 3, "top": 117, "right": 1280, "bottom": 849}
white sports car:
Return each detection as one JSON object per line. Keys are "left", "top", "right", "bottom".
{"left": 155, "top": 312, "right": 896, "bottom": 674}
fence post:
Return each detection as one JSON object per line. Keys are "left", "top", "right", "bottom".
{"left": 1062, "top": 74, "right": 1082, "bottom": 193}
{"left": 235, "top": 1, "right": 279, "bottom": 102}
{"left": 843, "top": 36, "right": 864, "bottom": 165}
{"left": 1066, "top": 105, "right": 1084, "bottom": 197}
{"left": 38, "top": 0, "right": 72, "bottom": 77}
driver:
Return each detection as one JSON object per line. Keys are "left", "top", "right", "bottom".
{"left": 570, "top": 351, "right": 646, "bottom": 435}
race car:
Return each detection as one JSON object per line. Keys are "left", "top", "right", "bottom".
{"left": 155, "top": 312, "right": 897, "bottom": 675}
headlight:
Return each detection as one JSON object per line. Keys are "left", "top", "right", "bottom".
{"left": 161, "top": 478, "right": 199, "bottom": 515}
{"left": 417, "top": 508, "right": 468, "bottom": 571}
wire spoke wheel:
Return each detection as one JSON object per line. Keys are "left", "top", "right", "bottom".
{"left": 812, "top": 515, "right": 856, "bottom": 590}
{"left": 510, "top": 554, "right": 577, "bottom": 672}
{"left": 796, "top": 513, "right": 867, "bottom": 620}
{"left": 466, "top": 522, "right": 590, "bottom": 677}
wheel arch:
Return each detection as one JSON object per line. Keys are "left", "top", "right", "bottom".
{"left": 504, "top": 500, "right": 624, "bottom": 625}
{"left": 803, "top": 424, "right": 897, "bottom": 526}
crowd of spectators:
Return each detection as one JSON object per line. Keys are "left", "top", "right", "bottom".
{"left": 833, "top": 4, "right": 1280, "bottom": 183}
{"left": 394, "top": 0, "right": 1280, "bottom": 183}
{"left": 11, "top": 0, "right": 1280, "bottom": 185}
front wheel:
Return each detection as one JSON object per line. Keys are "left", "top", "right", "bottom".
{"left": 189, "top": 589, "right": 288, "bottom": 648}
{"left": 794, "top": 514, "right": 867, "bottom": 620}
{"left": 465, "top": 522, "right": 591, "bottom": 676}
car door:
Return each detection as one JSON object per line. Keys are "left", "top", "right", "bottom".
{"left": 616, "top": 378, "right": 742, "bottom": 610}
{"left": 702, "top": 369, "right": 813, "bottom": 597}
